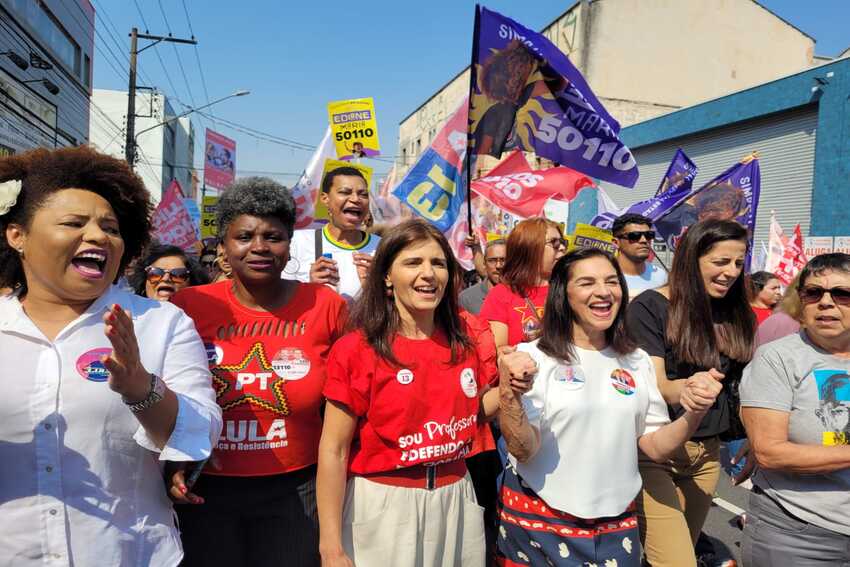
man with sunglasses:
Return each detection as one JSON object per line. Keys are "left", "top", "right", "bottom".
{"left": 460, "top": 238, "right": 506, "bottom": 315}
{"left": 612, "top": 213, "right": 667, "bottom": 299}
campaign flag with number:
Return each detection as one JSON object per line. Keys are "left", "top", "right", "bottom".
{"left": 470, "top": 5, "right": 638, "bottom": 187}
{"left": 591, "top": 149, "right": 698, "bottom": 230}
{"left": 393, "top": 100, "right": 474, "bottom": 269}
{"left": 151, "top": 180, "right": 198, "bottom": 250}
{"left": 471, "top": 150, "right": 593, "bottom": 218}
{"left": 655, "top": 155, "right": 761, "bottom": 263}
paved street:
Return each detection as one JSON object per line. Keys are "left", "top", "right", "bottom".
{"left": 703, "top": 470, "right": 751, "bottom": 565}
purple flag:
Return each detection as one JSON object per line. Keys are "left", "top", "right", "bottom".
{"left": 469, "top": 6, "right": 639, "bottom": 188}
{"left": 591, "top": 149, "right": 698, "bottom": 230}
{"left": 655, "top": 156, "right": 761, "bottom": 264}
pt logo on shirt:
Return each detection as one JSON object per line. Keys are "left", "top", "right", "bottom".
{"left": 460, "top": 368, "right": 478, "bottom": 398}
{"left": 610, "top": 368, "right": 636, "bottom": 396}
{"left": 397, "top": 369, "right": 414, "bottom": 385}
{"left": 76, "top": 348, "right": 113, "bottom": 382}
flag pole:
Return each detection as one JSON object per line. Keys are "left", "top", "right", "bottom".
{"left": 464, "top": 4, "right": 482, "bottom": 235}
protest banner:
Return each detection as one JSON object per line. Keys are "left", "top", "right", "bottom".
{"left": 204, "top": 129, "right": 236, "bottom": 190}
{"left": 591, "top": 149, "right": 698, "bottom": 230}
{"left": 834, "top": 236, "right": 850, "bottom": 254}
{"left": 765, "top": 213, "right": 786, "bottom": 274}
{"left": 776, "top": 224, "right": 806, "bottom": 285}
{"left": 200, "top": 195, "right": 219, "bottom": 239}
{"left": 655, "top": 154, "right": 761, "bottom": 269}
{"left": 327, "top": 98, "right": 381, "bottom": 160}
{"left": 471, "top": 150, "right": 593, "bottom": 218}
{"left": 803, "top": 236, "right": 833, "bottom": 259}
{"left": 570, "top": 223, "right": 616, "bottom": 255}
{"left": 314, "top": 159, "right": 373, "bottom": 222}
{"left": 292, "top": 128, "right": 336, "bottom": 229}
{"left": 151, "top": 180, "right": 198, "bottom": 250}
{"left": 393, "top": 99, "right": 474, "bottom": 269}
{"left": 182, "top": 198, "right": 202, "bottom": 240}
{"left": 470, "top": 6, "right": 638, "bottom": 187}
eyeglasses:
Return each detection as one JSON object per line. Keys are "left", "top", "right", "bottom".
{"left": 615, "top": 230, "right": 655, "bottom": 243}
{"left": 545, "top": 237, "right": 567, "bottom": 250}
{"left": 798, "top": 286, "right": 850, "bottom": 306}
{"left": 145, "top": 266, "right": 191, "bottom": 284}
{"left": 485, "top": 257, "right": 506, "bottom": 266}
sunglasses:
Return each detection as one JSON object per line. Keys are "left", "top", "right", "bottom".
{"left": 616, "top": 230, "right": 655, "bottom": 243}
{"left": 799, "top": 286, "right": 850, "bottom": 306}
{"left": 545, "top": 237, "right": 567, "bottom": 249}
{"left": 146, "top": 266, "right": 191, "bottom": 284}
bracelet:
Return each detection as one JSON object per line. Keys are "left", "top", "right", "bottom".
{"left": 123, "top": 373, "right": 166, "bottom": 413}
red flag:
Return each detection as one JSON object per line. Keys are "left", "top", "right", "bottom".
{"left": 471, "top": 150, "right": 593, "bottom": 218}
{"left": 151, "top": 180, "right": 199, "bottom": 250}
{"left": 775, "top": 224, "right": 807, "bottom": 285}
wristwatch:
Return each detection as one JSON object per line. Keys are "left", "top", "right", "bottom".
{"left": 123, "top": 373, "right": 167, "bottom": 413}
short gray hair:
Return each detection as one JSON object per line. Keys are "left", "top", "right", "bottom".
{"left": 217, "top": 176, "right": 296, "bottom": 238}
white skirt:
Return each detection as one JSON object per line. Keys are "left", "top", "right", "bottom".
{"left": 341, "top": 473, "right": 486, "bottom": 567}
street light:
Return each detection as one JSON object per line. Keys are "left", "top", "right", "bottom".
{"left": 0, "top": 50, "right": 28, "bottom": 70}
{"left": 23, "top": 78, "right": 60, "bottom": 95}
{"left": 130, "top": 90, "right": 250, "bottom": 168}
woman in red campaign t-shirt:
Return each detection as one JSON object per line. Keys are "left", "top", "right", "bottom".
{"left": 479, "top": 218, "right": 566, "bottom": 348}
{"left": 316, "top": 220, "right": 500, "bottom": 567}
{"left": 170, "top": 178, "right": 346, "bottom": 567}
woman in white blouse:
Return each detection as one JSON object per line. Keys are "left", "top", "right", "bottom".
{"left": 498, "top": 248, "right": 722, "bottom": 567}
{"left": 0, "top": 147, "right": 222, "bottom": 566}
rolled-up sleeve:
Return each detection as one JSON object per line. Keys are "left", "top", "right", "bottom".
{"left": 133, "top": 309, "right": 222, "bottom": 461}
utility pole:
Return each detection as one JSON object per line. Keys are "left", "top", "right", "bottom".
{"left": 125, "top": 28, "right": 197, "bottom": 167}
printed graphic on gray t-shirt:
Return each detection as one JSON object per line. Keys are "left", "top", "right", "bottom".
{"left": 740, "top": 331, "right": 850, "bottom": 535}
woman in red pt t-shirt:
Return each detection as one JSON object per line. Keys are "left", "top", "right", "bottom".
{"left": 171, "top": 178, "right": 347, "bottom": 567}
{"left": 317, "top": 219, "right": 500, "bottom": 567}
{"left": 479, "top": 218, "right": 566, "bottom": 348}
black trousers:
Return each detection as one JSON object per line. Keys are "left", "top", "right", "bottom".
{"left": 177, "top": 465, "right": 319, "bottom": 567}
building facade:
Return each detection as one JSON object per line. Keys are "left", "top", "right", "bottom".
{"left": 0, "top": 0, "right": 94, "bottom": 153}
{"left": 397, "top": 0, "right": 820, "bottom": 176}
{"left": 594, "top": 57, "right": 850, "bottom": 253}
{"left": 90, "top": 89, "right": 195, "bottom": 204}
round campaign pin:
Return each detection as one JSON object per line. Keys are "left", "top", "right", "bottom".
{"left": 271, "top": 348, "right": 311, "bottom": 380}
{"left": 554, "top": 365, "right": 586, "bottom": 390}
{"left": 397, "top": 368, "right": 414, "bottom": 385}
{"left": 610, "top": 368, "right": 636, "bottom": 396}
{"left": 76, "top": 348, "right": 113, "bottom": 382}
{"left": 460, "top": 368, "right": 478, "bottom": 398}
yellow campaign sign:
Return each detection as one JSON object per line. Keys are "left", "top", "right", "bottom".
{"left": 570, "top": 223, "right": 616, "bottom": 254}
{"left": 200, "top": 196, "right": 219, "bottom": 239}
{"left": 314, "top": 159, "right": 373, "bottom": 222}
{"left": 327, "top": 98, "right": 381, "bottom": 160}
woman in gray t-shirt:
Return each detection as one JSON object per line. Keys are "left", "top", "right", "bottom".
{"left": 741, "top": 253, "right": 850, "bottom": 566}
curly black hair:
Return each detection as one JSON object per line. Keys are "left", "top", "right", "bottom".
{"left": 0, "top": 146, "right": 152, "bottom": 290}
{"left": 216, "top": 176, "right": 296, "bottom": 238}
{"left": 128, "top": 243, "right": 211, "bottom": 297}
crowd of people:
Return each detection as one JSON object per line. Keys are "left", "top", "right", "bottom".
{"left": 0, "top": 145, "right": 847, "bottom": 567}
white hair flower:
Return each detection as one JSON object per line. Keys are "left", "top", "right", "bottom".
{"left": 0, "top": 179, "right": 22, "bottom": 216}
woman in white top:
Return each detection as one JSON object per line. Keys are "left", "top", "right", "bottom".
{"left": 498, "top": 248, "right": 722, "bottom": 567}
{"left": 0, "top": 147, "right": 222, "bottom": 566}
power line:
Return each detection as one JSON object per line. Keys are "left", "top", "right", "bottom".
{"left": 156, "top": 0, "right": 203, "bottom": 133}
{"left": 132, "top": 0, "right": 183, "bottom": 109}
{"left": 179, "top": 0, "right": 217, "bottom": 130}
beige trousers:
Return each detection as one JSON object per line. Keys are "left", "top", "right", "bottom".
{"left": 341, "top": 473, "right": 486, "bottom": 567}
{"left": 637, "top": 437, "right": 721, "bottom": 567}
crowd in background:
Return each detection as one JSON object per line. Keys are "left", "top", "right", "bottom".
{"left": 1, "top": 146, "right": 848, "bottom": 567}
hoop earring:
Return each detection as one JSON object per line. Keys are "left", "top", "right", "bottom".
{"left": 282, "top": 257, "right": 300, "bottom": 276}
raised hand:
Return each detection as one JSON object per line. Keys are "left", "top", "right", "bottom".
{"left": 102, "top": 304, "right": 150, "bottom": 402}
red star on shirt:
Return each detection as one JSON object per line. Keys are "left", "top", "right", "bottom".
{"left": 212, "top": 342, "right": 291, "bottom": 416}
{"left": 512, "top": 303, "right": 543, "bottom": 327}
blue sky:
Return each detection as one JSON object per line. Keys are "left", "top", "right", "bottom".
{"left": 90, "top": 1, "right": 850, "bottom": 188}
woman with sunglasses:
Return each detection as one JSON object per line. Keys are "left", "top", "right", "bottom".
{"left": 171, "top": 177, "right": 347, "bottom": 567}
{"left": 626, "top": 219, "right": 756, "bottom": 567}
{"left": 130, "top": 244, "right": 210, "bottom": 301}
{"left": 740, "top": 253, "right": 850, "bottom": 566}
{"left": 480, "top": 218, "right": 565, "bottom": 348}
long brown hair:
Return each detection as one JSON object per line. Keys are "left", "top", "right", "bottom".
{"left": 349, "top": 219, "right": 471, "bottom": 367}
{"left": 538, "top": 248, "right": 636, "bottom": 363}
{"left": 501, "top": 217, "right": 559, "bottom": 296}
{"left": 667, "top": 219, "right": 756, "bottom": 366}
